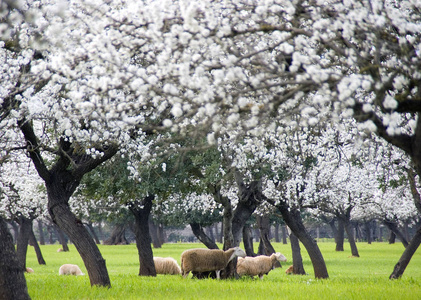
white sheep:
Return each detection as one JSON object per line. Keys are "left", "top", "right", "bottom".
{"left": 237, "top": 252, "right": 287, "bottom": 280}
{"left": 181, "top": 247, "right": 246, "bottom": 279}
{"left": 58, "top": 264, "right": 85, "bottom": 276}
{"left": 153, "top": 257, "right": 182, "bottom": 275}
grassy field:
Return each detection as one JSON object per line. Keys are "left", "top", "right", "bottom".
{"left": 25, "top": 242, "right": 421, "bottom": 299}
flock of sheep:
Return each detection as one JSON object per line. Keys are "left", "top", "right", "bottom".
{"left": 56, "top": 247, "right": 288, "bottom": 280}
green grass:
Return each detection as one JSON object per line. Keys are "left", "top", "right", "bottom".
{"left": 25, "top": 242, "right": 421, "bottom": 299}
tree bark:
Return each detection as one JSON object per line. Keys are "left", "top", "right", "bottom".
{"left": 282, "top": 225, "right": 288, "bottom": 244}
{"left": 242, "top": 223, "right": 256, "bottom": 256}
{"left": 365, "top": 221, "right": 372, "bottom": 244}
{"left": 274, "top": 223, "right": 280, "bottom": 242}
{"left": 231, "top": 179, "right": 264, "bottom": 247}
{"left": 343, "top": 218, "right": 359, "bottom": 257}
{"left": 256, "top": 215, "right": 280, "bottom": 267}
{"left": 29, "top": 227, "right": 46, "bottom": 265}
{"left": 54, "top": 225, "right": 69, "bottom": 251}
{"left": 37, "top": 220, "right": 45, "bottom": 245}
{"left": 275, "top": 202, "right": 329, "bottom": 279}
{"left": 383, "top": 220, "right": 409, "bottom": 248}
{"left": 389, "top": 231, "right": 396, "bottom": 244}
{"left": 190, "top": 223, "right": 219, "bottom": 249}
{"left": 129, "top": 196, "right": 156, "bottom": 277}
{"left": 50, "top": 201, "right": 111, "bottom": 287}
{"left": 0, "top": 216, "right": 30, "bottom": 300}
{"left": 149, "top": 219, "right": 162, "bottom": 248}
{"left": 290, "top": 232, "right": 306, "bottom": 275}
{"left": 336, "top": 218, "right": 345, "bottom": 251}
{"left": 103, "top": 224, "right": 129, "bottom": 245}
{"left": 390, "top": 226, "right": 421, "bottom": 279}
{"left": 85, "top": 223, "right": 101, "bottom": 244}
{"left": 16, "top": 217, "right": 32, "bottom": 271}
{"left": 211, "top": 184, "right": 235, "bottom": 279}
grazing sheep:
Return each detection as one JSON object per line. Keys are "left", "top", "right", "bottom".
{"left": 26, "top": 267, "right": 34, "bottom": 273}
{"left": 181, "top": 247, "right": 246, "bottom": 279}
{"left": 237, "top": 252, "right": 287, "bottom": 280}
{"left": 154, "top": 257, "right": 182, "bottom": 275}
{"left": 58, "top": 264, "right": 85, "bottom": 276}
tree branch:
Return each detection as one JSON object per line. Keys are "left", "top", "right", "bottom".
{"left": 17, "top": 118, "right": 50, "bottom": 182}
{"left": 352, "top": 102, "right": 412, "bottom": 155}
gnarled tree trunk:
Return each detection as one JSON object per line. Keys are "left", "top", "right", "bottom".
{"left": 29, "top": 227, "right": 46, "bottom": 265}
{"left": 275, "top": 201, "right": 329, "bottom": 279}
{"left": 129, "top": 196, "right": 156, "bottom": 277}
{"left": 103, "top": 224, "right": 128, "bottom": 245}
{"left": 0, "top": 216, "right": 30, "bottom": 300}
{"left": 383, "top": 220, "right": 409, "bottom": 248}
{"left": 290, "top": 232, "right": 306, "bottom": 275}
{"left": 190, "top": 223, "right": 219, "bottom": 249}
{"left": 390, "top": 226, "right": 421, "bottom": 279}
{"left": 16, "top": 217, "right": 32, "bottom": 271}
{"left": 242, "top": 223, "right": 256, "bottom": 256}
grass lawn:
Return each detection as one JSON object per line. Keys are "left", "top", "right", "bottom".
{"left": 25, "top": 242, "right": 421, "bottom": 299}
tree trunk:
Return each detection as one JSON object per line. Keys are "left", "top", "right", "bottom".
{"left": 29, "top": 227, "right": 46, "bottom": 265}
{"left": 190, "top": 223, "right": 219, "bottom": 249}
{"left": 242, "top": 223, "right": 256, "bottom": 256}
{"left": 343, "top": 219, "right": 359, "bottom": 257}
{"left": 383, "top": 220, "right": 409, "bottom": 248}
{"left": 158, "top": 224, "right": 165, "bottom": 245}
{"left": 212, "top": 186, "right": 235, "bottom": 279}
{"left": 282, "top": 225, "right": 288, "bottom": 244}
{"left": 10, "top": 221, "right": 19, "bottom": 244}
{"left": 54, "top": 225, "right": 69, "bottom": 251}
{"left": 365, "top": 221, "right": 372, "bottom": 244}
{"left": 16, "top": 217, "right": 32, "bottom": 271}
{"left": 275, "top": 202, "right": 329, "bottom": 279}
{"left": 50, "top": 200, "right": 111, "bottom": 287}
{"left": 47, "top": 225, "right": 54, "bottom": 244}
{"left": 290, "top": 232, "right": 306, "bottom": 275}
{"left": 335, "top": 218, "right": 345, "bottom": 251}
{"left": 274, "top": 223, "right": 280, "bottom": 242}
{"left": 103, "top": 224, "right": 129, "bottom": 245}
{"left": 257, "top": 215, "right": 280, "bottom": 266}
{"left": 37, "top": 220, "right": 45, "bottom": 245}
{"left": 129, "top": 196, "right": 156, "bottom": 277}
{"left": 390, "top": 226, "right": 421, "bottom": 279}
{"left": 86, "top": 223, "right": 101, "bottom": 244}
{"left": 0, "top": 216, "right": 30, "bottom": 300}
{"left": 149, "top": 219, "right": 162, "bottom": 249}
{"left": 231, "top": 178, "right": 264, "bottom": 247}
{"left": 389, "top": 231, "right": 396, "bottom": 244}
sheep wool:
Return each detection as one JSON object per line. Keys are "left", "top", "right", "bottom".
{"left": 58, "top": 264, "right": 85, "bottom": 276}
{"left": 154, "top": 257, "right": 182, "bottom": 275}
{"left": 237, "top": 252, "right": 287, "bottom": 280}
{"left": 181, "top": 247, "right": 246, "bottom": 279}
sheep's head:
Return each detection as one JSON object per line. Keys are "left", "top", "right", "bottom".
{"left": 233, "top": 247, "right": 246, "bottom": 258}
{"left": 273, "top": 252, "right": 287, "bottom": 262}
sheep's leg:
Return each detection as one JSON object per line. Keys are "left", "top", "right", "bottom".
{"left": 216, "top": 270, "right": 221, "bottom": 279}
{"left": 259, "top": 275, "right": 264, "bottom": 280}
{"left": 182, "top": 271, "right": 189, "bottom": 278}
